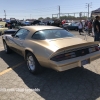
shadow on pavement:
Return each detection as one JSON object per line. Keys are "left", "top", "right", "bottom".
{"left": 0, "top": 50, "right": 24, "bottom": 68}
{"left": 1, "top": 50, "right": 100, "bottom": 100}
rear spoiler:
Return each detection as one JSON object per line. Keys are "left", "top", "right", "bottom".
{"left": 50, "top": 41, "right": 99, "bottom": 58}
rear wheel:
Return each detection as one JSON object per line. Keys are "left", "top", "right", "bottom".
{"left": 26, "top": 52, "right": 42, "bottom": 74}
{"left": 0, "top": 31, "right": 2, "bottom": 36}
{"left": 3, "top": 41, "right": 12, "bottom": 54}
{"left": 75, "top": 28, "right": 78, "bottom": 31}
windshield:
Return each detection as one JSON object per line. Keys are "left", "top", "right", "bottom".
{"left": 32, "top": 29, "right": 74, "bottom": 40}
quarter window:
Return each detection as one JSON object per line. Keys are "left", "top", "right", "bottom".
{"left": 32, "top": 31, "right": 45, "bottom": 40}
{"left": 32, "top": 29, "right": 74, "bottom": 40}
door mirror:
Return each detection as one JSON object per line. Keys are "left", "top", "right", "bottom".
{"left": 15, "top": 35, "right": 19, "bottom": 38}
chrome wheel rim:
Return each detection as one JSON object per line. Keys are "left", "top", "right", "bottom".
{"left": 27, "top": 56, "right": 35, "bottom": 71}
{"left": 4, "top": 43, "right": 7, "bottom": 52}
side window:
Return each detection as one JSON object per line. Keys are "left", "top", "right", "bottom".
{"left": 15, "top": 29, "right": 29, "bottom": 39}
{"left": 32, "top": 31, "right": 45, "bottom": 40}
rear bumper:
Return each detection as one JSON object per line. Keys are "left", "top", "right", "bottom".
{"left": 49, "top": 51, "right": 100, "bottom": 71}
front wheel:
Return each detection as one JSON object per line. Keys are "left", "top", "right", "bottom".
{"left": 3, "top": 41, "right": 12, "bottom": 54}
{"left": 26, "top": 52, "right": 42, "bottom": 74}
{"left": 0, "top": 31, "right": 2, "bottom": 36}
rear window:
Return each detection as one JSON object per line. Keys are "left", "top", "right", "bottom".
{"left": 32, "top": 29, "right": 74, "bottom": 40}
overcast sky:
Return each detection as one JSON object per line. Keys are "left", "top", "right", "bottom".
{"left": 0, "top": 0, "right": 99, "bottom": 19}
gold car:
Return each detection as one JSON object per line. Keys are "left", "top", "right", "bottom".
{"left": 0, "top": 24, "right": 8, "bottom": 35}
{"left": 2, "top": 26, "right": 100, "bottom": 74}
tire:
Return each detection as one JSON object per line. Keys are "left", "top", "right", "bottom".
{"left": 26, "top": 52, "right": 42, "bottom": 74}
{"left": 0, "top": 31, "right": 2, "bottom": 36}
{"left": 75, "top": 28, "right": 78, "bottom": 31}
{"left": 81, "top": 65, "right": 84, "bottom": 69}
{"left": 3, "top": 41, "right": 12, "bottom": 54}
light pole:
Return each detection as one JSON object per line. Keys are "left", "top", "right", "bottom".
{"left": 58, "top": 5, "right": 60, "bottom": 19}
{"left": 4, "top": 10, "right": 6, "bottom": 20}
{"left": 86, "top": 2, "right": 92, "bottom": 18}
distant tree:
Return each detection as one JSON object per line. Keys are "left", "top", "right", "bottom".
{"left": 45, "top": 17, "right": 51, "bottom": 20}
{"left": 52, "top": 17, "right": 58, "bottom": 20}
{"left": 59, "top": 15, "right": 88, "bottom": 20}
{"left": 60, "top": 16, "right": 76, "bottom": 20}
{"left": 38, "top": 17, "right": 44, "bottom": 20}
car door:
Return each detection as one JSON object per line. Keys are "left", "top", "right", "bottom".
{"left": 12, "top": 28, "right": 30, "bottom": 55}
{"left": 71, "top": 23, "right": 76, "bottom": 30}
{"left": 68, "top": 24, "right": 73, "bottom": 30}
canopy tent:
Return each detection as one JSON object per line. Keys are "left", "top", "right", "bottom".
{"left": 91, "top": 8, "right": 100, "bottom": 17}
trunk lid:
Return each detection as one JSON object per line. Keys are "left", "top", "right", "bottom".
{"left": 48, "top": 37, "right": 99, "bottom": 58}
{"left": 49, "top": 37, "right": 87, "bottom": 48}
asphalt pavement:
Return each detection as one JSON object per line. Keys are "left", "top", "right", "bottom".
{"left": 0, "top": 31, "right": 100, "bottom": 100}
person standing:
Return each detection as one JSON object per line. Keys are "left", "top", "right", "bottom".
{"left": 93, "top": 16, "right": 100, "bottom": 41}
{"left": 78, "top": 20, "right": 83, "bottom": 35}
{"left": 84, "top": 20, "right": 88, "bottom": 31}
{"left": 87, "top": 20, "right": 92, "bottom": 36}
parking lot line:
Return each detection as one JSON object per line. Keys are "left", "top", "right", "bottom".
{"left": 0, "top": 61, "right": 25, "bottom": 76}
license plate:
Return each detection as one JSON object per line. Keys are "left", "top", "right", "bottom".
{"left": 81, "top": 59, "right": 90, "bottom": 66}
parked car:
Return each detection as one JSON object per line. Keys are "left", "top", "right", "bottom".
{"left": 67, "top": 23, "right": 79, "bottom": 31}
{"left": 2, "top": 26, "right": 100, "bottom": 74}
{"left": 3, "top": 29, "right": 17, "bottom": 35}
{"left": 63, "top": 22, "right": 71, "bottom": 28}
{"left": 0, "top": 24, "right": 8, "bottom": 35}
{"left": 32, "top": 20, "right": 41, "bottom": 25}
{"left": 39, "top": 22, "right": 45, "bottom": 25}
{"left": 63, "top": 22, "right": 71, "bottom": 30}
{"left": 24, "top": 21, "right": 31, "bottom": 26}
{"left": 21, "top": 21, "right": 31, "bottom": 26}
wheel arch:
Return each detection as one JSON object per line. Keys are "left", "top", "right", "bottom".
{"left": 2, "top": 39, "right": 6, "bottom": 44}
{"left": 24, "top": 49, "right": 37, "bottom": 61}
{"left": 24, "top": 49, "right": 41, "bottom": 66}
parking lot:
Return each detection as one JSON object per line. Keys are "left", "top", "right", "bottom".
{"left": 0, "top": 31, "right": 100, "bottom": 100}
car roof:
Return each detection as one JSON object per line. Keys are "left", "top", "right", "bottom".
{"left": 22, "top": 26, "right": 63, "bottom": 33}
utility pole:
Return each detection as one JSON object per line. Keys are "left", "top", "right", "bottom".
{"left": 88, "top": 4, "right": 89, "bottom": 18}
{"left": 86, "top": 3, "right": 92, "bottom": 18}
{"left": 58, "top": 5, "right": 60, "bottom": 19}
{"left": 4, "top": 10, "right": 6, "bottom": 20}
{"left": 79, "top": 12, "right": 82, "bottom": 19}
{"left": 30, "top": 14, "right": 31, "bottom": 19}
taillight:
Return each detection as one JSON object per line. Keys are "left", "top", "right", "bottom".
{"left": 89, "top": 47, "right": 96, "bottom": 53}
{"left": 95, "top": 46, "right": 99, "bottom": 51}
{"left": 99, "top": 46, "right": 100, "bottom": 50}
{"left": 50, "top": 52, "right": 76, "bottom": 61}
{"left": 89, "top": 46, "right": 99, "bottom": 53}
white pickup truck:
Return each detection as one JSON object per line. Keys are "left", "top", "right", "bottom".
{"left": 0, "top": 24, "right": 8, "bottom": 35}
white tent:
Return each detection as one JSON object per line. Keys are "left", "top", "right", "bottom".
{"left": 91, "top": 8, "right": 100, "bottom": 17}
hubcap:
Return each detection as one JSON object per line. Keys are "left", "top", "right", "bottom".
{"left": 4, "top": 43, "right": 7, "bottom": 52}
{"left": 27, "top": 56, "right": 35, "bottom": 71}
